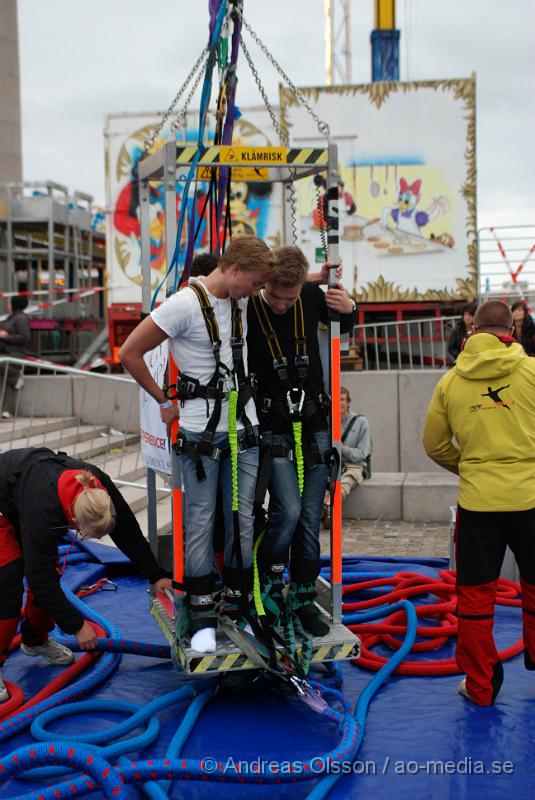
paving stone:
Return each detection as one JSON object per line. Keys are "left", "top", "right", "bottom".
{"left": 321, "top": 518, "right": 450, "bottom": 558}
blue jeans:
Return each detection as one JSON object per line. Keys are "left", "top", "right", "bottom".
{"left": 179, "top": 427, "right": 259, "bottom": 578}
{"left": 261, "top": 430, "right": 329, "bottom": 568}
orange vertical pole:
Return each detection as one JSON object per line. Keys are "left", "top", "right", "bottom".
{"left": 169, "top": 355, "right": 183, "bottom": 586}
{"left": 326, "top": 141, "right": 343, "bottom": 624}
{"left": 331, "top": 337, "right": 342, "bottom": 589}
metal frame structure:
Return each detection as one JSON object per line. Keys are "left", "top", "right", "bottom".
{"left": 324, "top": 0, "right": 352, "bottom": 85}
{"left": 0, "top": 181, "right": 106, "bottom": 360}
{"left": 139, "top": 139, "right": 359, "bottom": 673}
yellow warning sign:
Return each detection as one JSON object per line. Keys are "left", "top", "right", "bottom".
{"left": 220, "top": 146, "right": 288, "bottom": 164}
{"left": 197, "top": 165, "right": 268, "bottom": 182}
{"left": 197, "top": 166, "right": 215, "bottom": 181}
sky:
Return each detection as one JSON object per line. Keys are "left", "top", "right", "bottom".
{"left": 17, "top": 0, "right": 535, "bottom": 229}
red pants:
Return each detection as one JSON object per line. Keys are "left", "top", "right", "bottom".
{"left": 456, "top": 505, "right": 535, "bottom": 705}
{"left": 0, "top": 515, "right": 55, "bottom": 666}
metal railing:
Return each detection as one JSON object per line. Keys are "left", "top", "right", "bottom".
{"left": 0, "top": 357, "right": 145, "bottom": 483}
{"left": 347, "top": 315, "right": 458, "bottom": 371}
{"left": 478, "top": 224, "right": 535, "bottom": 301}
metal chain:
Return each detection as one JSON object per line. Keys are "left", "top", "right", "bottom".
{"left": 315, "top": 184, "right": 329, "bottom": 261}
{"left": 143, "top": 46, "right": 209, "bottom": 152}
{"left": 239, "top": 38, "right": 286, "bottom": 145}
{"left": 286, "top": 172, "right": 299, "bottom": 245}
{"left": 239, "top": 34, "right": 299, "bottom": 242}
{"left": 236, "top": 8, "right": 330, "bottom": 138}
{"left": 171, "top": 51, "right": 211, "bottom": 137}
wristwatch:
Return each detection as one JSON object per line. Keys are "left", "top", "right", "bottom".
{"left": 159, "top": 399, "right": 173, "bottom": 410}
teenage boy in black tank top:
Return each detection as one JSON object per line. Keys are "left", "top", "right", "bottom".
{"left": 247, "top": 246, "right": 356, "bottom": 635}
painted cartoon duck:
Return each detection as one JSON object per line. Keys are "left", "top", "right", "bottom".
{"left": 381, "top": 178, "right": 449, "bottom": 238}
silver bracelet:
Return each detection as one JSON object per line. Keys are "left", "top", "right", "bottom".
{"left": 159, "top": 399, "right": 173, "bottom": 410}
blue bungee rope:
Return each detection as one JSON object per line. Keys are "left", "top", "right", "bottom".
{"left": 0, "top": 553, "right": 418, "bottom": 800}
{"left": 150, "top": 0, "right": 229, "bottom": 308}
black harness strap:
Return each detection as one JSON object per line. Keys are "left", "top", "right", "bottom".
{"left": 251, "top": 293, "right": 330, "bottom": 505}
{"left": 174, "top": 281, "right": 256, "bottom": 481}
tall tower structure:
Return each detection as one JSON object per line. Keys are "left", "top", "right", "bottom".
{"left": 371, "top": 0, "right": 400, "bottom": 81}
{"left": 324, "top": 0, "right": 352, "bottom": 85}
{"left": 0, "top": 0, "right": 22, "bottom": 184}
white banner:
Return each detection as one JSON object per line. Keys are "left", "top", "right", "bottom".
{"left": 279, "top": 78, "right": 477, "bottom": 301}
{"left": 139, "top": 341, "right": 171, "bottom": 474}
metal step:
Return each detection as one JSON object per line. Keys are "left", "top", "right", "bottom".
{"left": 0, "top": 416, "right": 78, "bottom": 445}
{"left": 54, "top": 431, "right": 139, "bottom": 463}
{"left": 150, "top": 588, "right": 360, "bottom": 676}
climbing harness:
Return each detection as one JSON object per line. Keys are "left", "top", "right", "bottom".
{"left": 251, "top": 292, "right": 329, "bottom": 499}
{"left": 173, "top": 281, "right": 257, "bottom": 481}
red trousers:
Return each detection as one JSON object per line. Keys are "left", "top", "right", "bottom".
{"left": 456, "top": 505, "right": 535, "bottom": 705}
{"left": 0, "top": 515, "right": 54, "bottom": 666}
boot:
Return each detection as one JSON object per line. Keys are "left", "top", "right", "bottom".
{"left": 221, "top": 565, "right": 253, "bottom": 631}
{"left": 289, "top": 559, "right": 330, "bottom": 637}
{"left": 183, "top": 573, "right": 217, "bottom": 653}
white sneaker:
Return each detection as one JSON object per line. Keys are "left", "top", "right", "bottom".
{"left": 1, "top": 411, "right": 12, "bottom": 420}
{"left": 458, "top": 677, "right": 473, "bottom": 702}
{"left": 21, "top": 639, "right": 75, "bottom": 665}
{"left": 190, "top": 627, "right": 217, "bottom": 654}
{"left": 0, "top": 671, "right": 9, "bottom": 703}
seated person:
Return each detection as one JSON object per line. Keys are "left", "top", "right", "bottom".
{"left": 323, "top": 386, "right": 371, "bottom": 527}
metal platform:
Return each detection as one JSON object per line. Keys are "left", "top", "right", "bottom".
{"left": 150, "top": 588, "right": 360, "bottom": 676}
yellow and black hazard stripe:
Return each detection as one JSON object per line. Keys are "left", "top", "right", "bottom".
{"left": 311, "top": 641, "right": 359, "bottom": 663}
{"left": 187, "top": 651, "right": 257, "bottom": 673}
{"left": 286, "top": 148, "right": 328, "bottom": 165}
{"left": 176, "top": 146, "right": 222, "bottom": 165}
{"left": 175, "top": 146, "right": 328, "bottom": 166}
{"left": 150, "top": 604, "right": 175, "bottom": 649}
{"left": 185, "top": 639, "right": 359, "bottom": 674}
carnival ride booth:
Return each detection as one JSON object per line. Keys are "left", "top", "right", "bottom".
{"left": 127, "top": 0, "right": 360, "bottom": 687}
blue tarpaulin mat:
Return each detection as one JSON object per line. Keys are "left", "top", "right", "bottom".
{"left": 1, "top": 557, "right": 533, "bottom": 799}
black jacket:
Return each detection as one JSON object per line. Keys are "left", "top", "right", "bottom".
{"left": 0, "top": 448, "right": 166, "bottom": 634}
{"left": 448, "top": 320, "right": 470, "bottom": 363}
{"left": 247, "top": 283, "right": 356, "bottom": 435}
{"left": 513, "top": 316, "right": 535, "bottom": 357}
{"left": 0, "top": 311, "right": 31, "bottom": 356}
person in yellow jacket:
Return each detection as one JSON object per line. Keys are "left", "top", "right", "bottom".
{"left": 423, "top": 300, "right": 535, "bottom": 706}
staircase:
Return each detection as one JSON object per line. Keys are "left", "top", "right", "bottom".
{"left": 0, "top": 415, "right": 172, "bottom": 540}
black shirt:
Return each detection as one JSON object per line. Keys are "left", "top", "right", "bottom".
{"left": 247, "top": 283, "right": 356, "bottom": 434}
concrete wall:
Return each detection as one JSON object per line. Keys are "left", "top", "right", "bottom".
{"left": 341, "top": 369, "right": 446, "bottom": 472}
{"left": 0, "top": 0, "right": 22, "bottom": 185}
{"left": 72, "top": 377, "right": 140, "bottom": 434}
{"left": 15, "top": 375, "right": 139, "bottom": 433}
{"left": 15, "top": 369, "right": 445, "bottom": 471}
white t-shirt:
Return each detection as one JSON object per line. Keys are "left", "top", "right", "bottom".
{"left": 151, "top": 281, "right": 258, "bottom": 433}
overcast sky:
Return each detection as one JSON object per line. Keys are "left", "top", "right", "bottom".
{"left": 17, "top": 0, "right": 534, "bottom": 228}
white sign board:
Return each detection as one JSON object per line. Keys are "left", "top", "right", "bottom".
{"left": 139, "top": 341, "right": 171, "bottom": 474}
{"left": 279, "top": 78, "right": 477, "bottom": 301}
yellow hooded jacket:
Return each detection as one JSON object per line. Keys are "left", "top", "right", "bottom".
{"left": 423, "top": 332, "right": 535, "bottom": 511}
